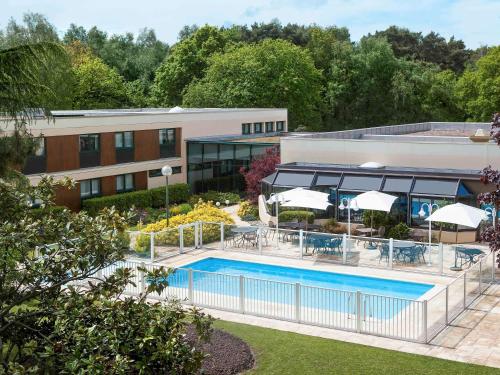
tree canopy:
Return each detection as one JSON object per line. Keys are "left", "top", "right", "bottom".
{"left": 183, "top": 39, "right": 322, "bottom": 130}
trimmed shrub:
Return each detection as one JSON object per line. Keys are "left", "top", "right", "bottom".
{"left": 82, "top": 190, "right": 152, "bottom": 216}
{"left": 278, "top": 210, "right": 315, "bottom": 224}
{"left": 237, "top": 200, "right": 259, "bottom": 219}
{"left": 387, "top": 222, "right": 411, "bottom": 240}
{"left": 188, "top": 191, "right": 240, "bottom": 207}
{"left": 150, "top": 183, "right": 190, "bottom": 208}
{"left": 170, "top": 203, "right": 192, "bottom": 216}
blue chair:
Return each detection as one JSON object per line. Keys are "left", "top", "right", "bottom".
{"left": 379, "top": 244, "right": 390, "bottom": 263}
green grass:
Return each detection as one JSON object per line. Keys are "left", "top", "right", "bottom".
{"left": 214, "top": 320, "right": 498, "bottom": 375}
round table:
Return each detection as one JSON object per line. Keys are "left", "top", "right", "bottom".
{"left": 231, "top": 227, "right": 258, "bottom": 234}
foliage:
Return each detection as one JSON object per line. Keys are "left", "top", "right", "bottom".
{"left": 82, "top": 189, "right": 152, "bottom": 215}
{"left": 240, "top": 147, "right": 280, "bottom": 203}
{"left": 183, "top": 39, "right": 322, "bottom": 130}
{"left": 278, "top": 210, "right": 315, "bottom": 224}
{"left": 0, "top": 175, "right": 212, "bottom": 372}
{"left": 241, "top": 214, "right": 259, "bottom": 222}
{"left": 150, "top": 183, "right": 191, "bottom": 208}
{"left": 238, "top": 201, "right": 259, "bottom": 219}
{"left": 134, "top": 232, "right": 151, "bottom": 253}
{"left": 82, "top": 183, "right": 190, "bottom": 215}
{"left": 188, "top": 191, "right": 241, "bottom": 207}
{"left": 478, "top": 113, "right": 500, "bottom": 266}
{"left": 152, "top": 25, "right": 227, "bottom": 105}
{"left": 387, "top": 222, "right": 411, "bottom": 240}
{"left": 215, "top": 320, "right": 498, "bottom": 375}
{"left": 141, "top": 201, "right": 234, "bottom": 246}
{"left": 362, "top": 210, "right": 390, "bottom": 230}
{"left": 67, "top": 42, "right": 131, "bottom": 109}
{"left": 322, "top": 218, "right": 345, "bottom": 234}
{"left": 170, "top": 203, "right": 193, "bottom": 216}
{"left": 456, "top": 47, "right": 500, "bottom": 121}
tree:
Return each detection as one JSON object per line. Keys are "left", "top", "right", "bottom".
{"left": 0, "top": 42, "right": 69, "bottom": 174}
{"left": 183, "top": 39, "right": 322, "bottom": 130}
{"left": 67, "top": 42, "right": 130, "bottom": 109}
{"left": 240, "top": 147, "right": 280, "bottom": 203}
{"left": 0, "top": 176, "right": 212, "bottom": 372}
{"left": 0, "top": 13, "right": 59, "bottom": 48}
{"left": 478, "top": 113, "right": 500, "bottom": 267}
{"left": 456, "top": 47, "right": 500, "bottom": 121}
{"left": 152, "top": 25, "right": 227, "bottom": 106}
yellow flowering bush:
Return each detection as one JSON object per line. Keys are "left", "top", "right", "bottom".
{"left": 135, "top": 201, "right": 234, "bottom": 250}
{"left": 237, "top": 200, "right": 259, "bottom": 219}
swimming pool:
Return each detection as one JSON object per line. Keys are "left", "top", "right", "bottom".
{"left": 163, "top": 257, "right": 433, "bottom": 319}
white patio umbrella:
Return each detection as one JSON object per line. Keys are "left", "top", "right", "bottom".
{"left": 425, "top": 203, "right": 489, "bottom": 229}
{"left": 353, "top": 191, "right": 398, "bottom": 237}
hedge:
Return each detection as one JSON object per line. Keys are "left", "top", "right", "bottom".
{"left": 150, "top": 183, "right": 190, "bottom": 208}
{"left": 278, "top": 210, "right": 315, "bottom": 224}
{"left": 82, "top": 183, "right": 190, "bottom": 215}
{"left": 188, "top": 191, "right": 240, "bottom": 206}
{"left": 30, "top": 205, "right": 67, "bottom": 220}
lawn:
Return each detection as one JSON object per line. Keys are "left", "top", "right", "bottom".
{"left": 214, "top": 320, "right": 498, "bottom": 375}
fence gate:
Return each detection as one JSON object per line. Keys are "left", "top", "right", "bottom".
{"left": 178, "top": 222, "right": 200, "bottom": 254}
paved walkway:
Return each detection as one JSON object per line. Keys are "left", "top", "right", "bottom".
{"left": 204, "top": 283, "right": 500, "bottom": 369}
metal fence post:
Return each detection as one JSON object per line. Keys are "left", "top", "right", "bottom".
{"left": 356, "top": 291, "right": 362, "bottom": 333}
{"left": 492, "top": 251, "right": 496, "bottom": 283}
{"left": 239, "top": 275, "right": 245, "bottom": 313}
{"left": 188, "top": 269, "right": 193, "bottom": 303}
{"left": 438, "top": 243, "right": 444, "bottom": 275}
{"left": 479, "top": 260, "right": 483, "bottom": 294}
{"left": 388, "top": 238, "right": 394, "bottom": 269}
{"left": 200, "top": 221, "right": 204, "bottom": 247}
{"left": 179, "top": 226, "right": 184, "bottom": 254}
{"left": 299, "top": 230, "right": 304, "bottom": 259}
{"left": 220, "top": 222, "right": 225, "bottom": 250}
{"left": 423, "top": 300, "right": 428, "bottom": 343}
{"left": 445, "top": 286, "right": 449, "bottom": 324}
{"left": 463, "top": 272, "right": 467, "bottom": 309}
{"left": 150, "top": 232, "right": 155, "bottom": 262}
{"left": 258, "top": 226, "right": 263, "bottom": 255}
{"left": 140, "top": 262, "right": 146, "bottom": 294}
{"left": 342, "top": 233, "right": 348, "bottom": 264}
{"left": 194, "top": 222, "right": 199, "bottom": 248}
{"left": 295, "top": 283, "right": 301, "bottom": 323}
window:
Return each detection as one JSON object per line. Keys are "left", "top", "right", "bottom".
{"left": 253, "top": 122, "right": 263, "bottom": 133}
{"left": 149, "top": 166, "right": 181, "bottom": 178}
{"left": 80, "top": 178, "right": 101, "bottom": 199}
{"left": 159, "top": 128, "right": 176, "bottom": 158}
{"left": 116, "top": 174, "right": 134, "bottom": 192}
{"left": 115, "top": 131, "right": 133, "bottom": 148}
{"left": 276, "top": 121, "right": 285, "bottom": 131}
{"left": 242, "top": 123, "right": 251, "bottom": 135}
{"left": 265, "top": 122, "right": 274, "bottom": 133}
{"left": 79, "top": 134, "right": 99, "bottom": 152}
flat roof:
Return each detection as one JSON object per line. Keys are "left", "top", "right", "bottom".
{"left": 50, "top": 107, "right": 287, "bottom": 118}
{"left": 186, "top": 133, "right": 285, "bottom": 145}
{"left": 284, "top": 122, "right": 491, "bottom": 144}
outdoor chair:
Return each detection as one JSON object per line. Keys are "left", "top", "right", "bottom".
{"left": 399, "top": 246, "right": 419, "bottom": 264}
{"left": 243, "top": 232, "right": 258, "bottom": 248}
{"left": 371, "top": 226, "right": 386, "bottom": 239}
{"left": 324, "top": 238, "right": 342, "bottom": 255}
{"left": 415, "top": 244, "right": 426, "bottom": 263}
{"left": 312, "top": 238, "right": 327, "bottom": 254}
{"left": 379, "top": 243, "right": 390, "bottom": 263}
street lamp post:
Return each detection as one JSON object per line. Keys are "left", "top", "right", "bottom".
{"left": 418, "top": 202, "right": 439, "bottom": 265}
{"left": 484, "top": 206, "right": 497, "bottom": 227}
{"left": 161, "top": 165, "right": 173, "bottom": 226}
{"left": 270, "top": 192, "right": 285, "bottom": 248}
{"left": 338, "top": 197, "right": 359, "bottom": 240}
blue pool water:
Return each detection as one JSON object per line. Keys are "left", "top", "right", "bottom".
{"left": 164, "top": 257, "right": 434, "bottom": 319}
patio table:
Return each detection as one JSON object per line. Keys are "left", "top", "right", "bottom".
{"left": 452, "top": 247, "right": 485, "bottom": 270}
{"left": 392, "top": 241, "right": 416, "bottom": 263}
{"left": 230, "top": 227, "right": 258, "bottom": 248}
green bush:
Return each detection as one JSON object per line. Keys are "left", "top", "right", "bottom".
{"left": 278, "top": 210, "right": 315, "bottom": 224}
{"left": 150, "top": 183, "right": 190, "bottom": 208}
{"left": 387, "top": 222, "right": 411, "bottom": 240}
{"left": 82, "top": 183, "right": 190, "bottom": 215}
{"left": 237, "top": 200, "right": 259, "bottom": 219}
{"left": 188, "top": 191, "right": 240, "bottom": 207}
{"left": 241, "top": 214, "right": 258, "bottom": 222}
{"left": 116, "top": 231, "right": 131, "bottom": 250}
{"left": 170, "top": 203, "right": 192, "bottom": 216}
{"left": 30, "top": 205, "right": 67, "bottom": 220}
{"left": 362, "top": 210, "right": 391, "bottom": 229}
{"left": 134, "top": 233, "right": 151, "bottom": 253}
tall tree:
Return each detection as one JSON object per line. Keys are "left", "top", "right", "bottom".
{"left": 0, "top": 13, "right": 59, "bottom": 48}
{"left": 152, "top": 25, "right": 227, "bottom": 106}
{"left": 240, "top": 147, "right": 280, "bottom": 203}
{"left": 183, "top": 39, "right": 322, "bottom": 130}
{"left": 455, "top": 46, "right": 500, "bottom": 121}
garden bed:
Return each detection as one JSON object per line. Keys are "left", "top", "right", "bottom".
{"left": 186, "top": 325, "right": 254, "bottom": 375}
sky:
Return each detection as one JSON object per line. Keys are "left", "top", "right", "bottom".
{"left": 2, "top": 0, "right": 500, "bottom": 48}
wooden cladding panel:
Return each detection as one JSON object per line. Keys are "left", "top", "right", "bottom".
{"left": 175, "top": 128, "right": 182, "bottom": 157}
{"left": 46, "top": 135, "right": 79, "bottom": 172}
{"left": 54, "top": 184, "right": 81, "bottom": 211}
{"left": 134, "top": 171, "right": 148, "bottom": 190}
{"left": 134, "top": 130, "right": 159, "bottom": 161}
{"left": 101, "top": 176, "right": 116, "bottom": 196}
{"left": 100, "top": 133, "right": 116, "bottom": 166}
